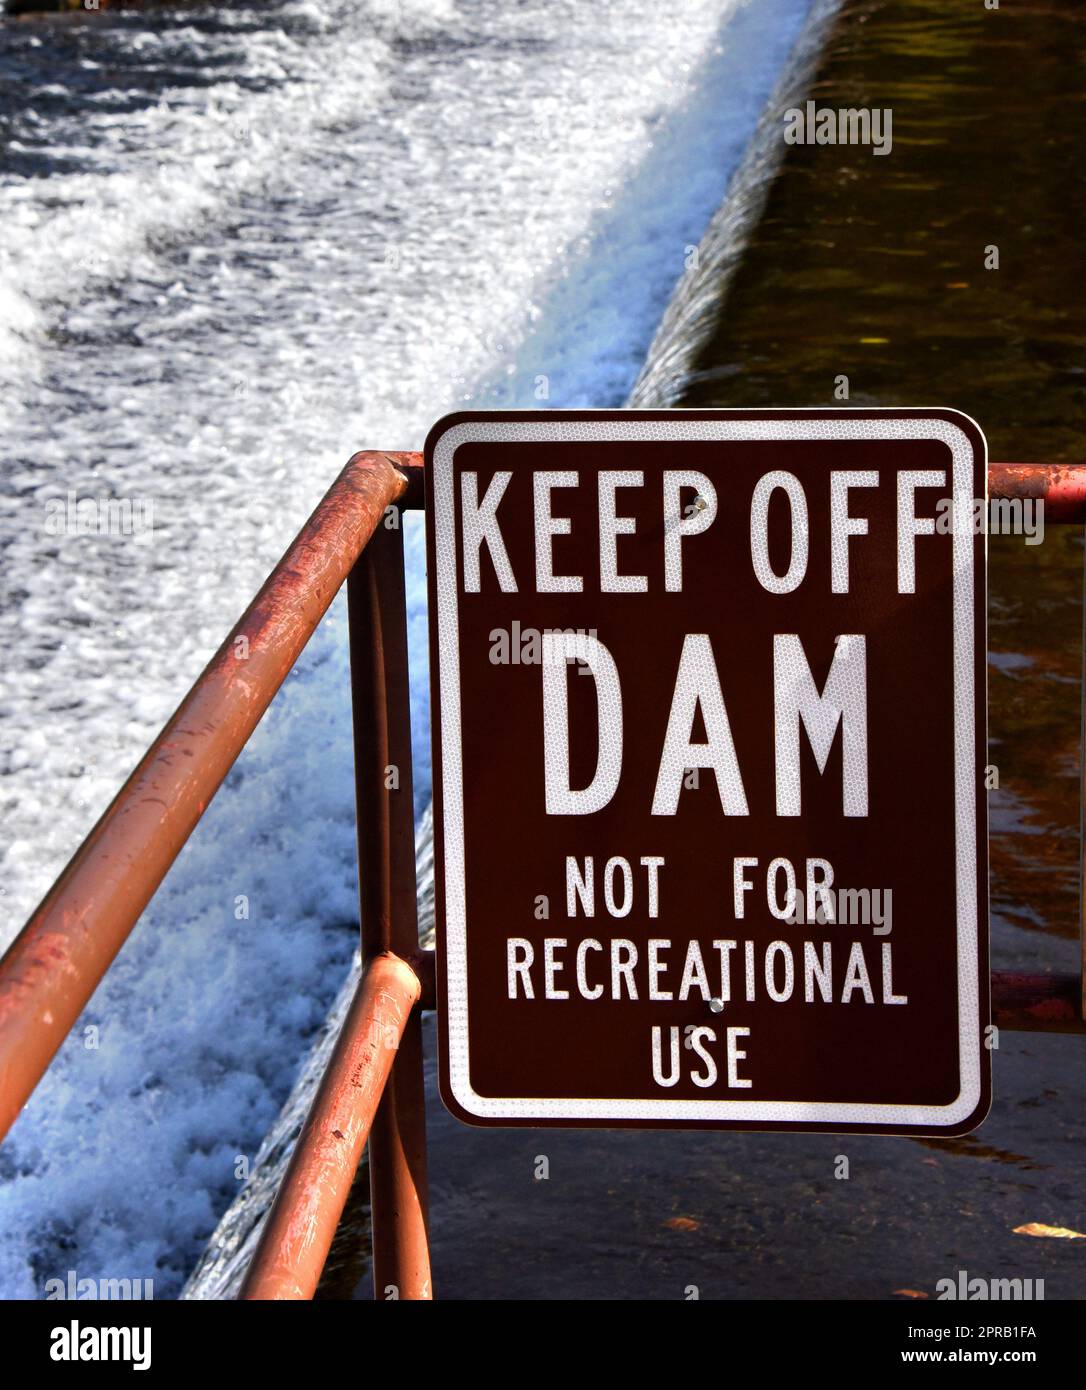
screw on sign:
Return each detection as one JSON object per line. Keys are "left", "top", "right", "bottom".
{"left": 425, "top": 409, "right": 990, "bottom": 1135}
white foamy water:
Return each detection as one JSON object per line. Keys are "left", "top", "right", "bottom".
{"left": 0, "top": 0, "right": 813, "bottom": 1296}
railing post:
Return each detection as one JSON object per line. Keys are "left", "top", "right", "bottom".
{"left": 347, "top": 513, "right": 433, "bottom": 1301}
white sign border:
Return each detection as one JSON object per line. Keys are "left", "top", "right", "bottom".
{"left": 432, "top": 412, "right": 984, "bottom": 1128}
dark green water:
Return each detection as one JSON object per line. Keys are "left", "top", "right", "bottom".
{"left": 671, "top": 0, "right": 1086, "bottom": 950}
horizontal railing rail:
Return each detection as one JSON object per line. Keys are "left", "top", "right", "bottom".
{"left": 988, "top": 463, "right": 1086, "bottom": 520}
{"left": 0, "top": 453, "right": 1081, "bottom": 1301}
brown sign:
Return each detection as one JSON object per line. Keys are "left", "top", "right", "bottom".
{"left": 425, "top": 409, "right": 990, "bottom": 1134}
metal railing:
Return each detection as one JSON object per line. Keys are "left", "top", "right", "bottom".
{"left": 0, "top": 452, "right": 1084, "bottom": 1300}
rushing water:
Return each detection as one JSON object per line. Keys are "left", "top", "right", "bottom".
{"left": 0, "top": 0, "right": 818, "bottom": 1297}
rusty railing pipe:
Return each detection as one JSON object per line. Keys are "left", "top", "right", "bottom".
{"left": 238, "top": 951, "right": 422, "bottom": 1300}
{"left": 349, "top": 520, "right": 433, "bottom": 1301}
{"left": 0, "top": 451, "right": 422, "bottom": 1145}
{"left": 988, "top": 463, "right": 1086, "bottom": 522}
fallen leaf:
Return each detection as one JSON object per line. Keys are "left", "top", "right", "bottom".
{"left": 664, "top": 1216, "right": 699, "bottom": 1232}
{"left": 1013, "top": 1222, "right": 1086, "bottom": 1240}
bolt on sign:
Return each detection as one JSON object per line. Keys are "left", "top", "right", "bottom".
{"left": 425, "top": 409, "right": 990, "bottom": 1135}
